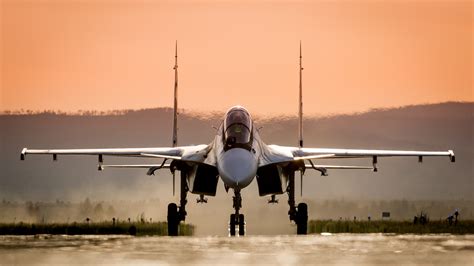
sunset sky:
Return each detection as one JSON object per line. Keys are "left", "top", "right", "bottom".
{"left": 1, "top": 0, "right": 472, "bottom": 116}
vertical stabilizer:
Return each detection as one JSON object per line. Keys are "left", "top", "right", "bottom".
{"left": 172, "top": 41, "right": 178, "bottom": 196}
{"left": 172, "top": 41, "right": 178, "bottom": 148}
{"left": 298, "top": 41, "right": 303, "bottom": 148}
{"left": 299, "top": 41, "right": 304, "bottom": 197}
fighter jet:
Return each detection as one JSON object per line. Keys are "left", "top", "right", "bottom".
{"left": 20, "top": 42, "right": 455, "bottom": 236}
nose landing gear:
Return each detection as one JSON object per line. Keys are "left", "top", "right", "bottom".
{"left": 229, "top": 189, "right": 245, "bottom": 236}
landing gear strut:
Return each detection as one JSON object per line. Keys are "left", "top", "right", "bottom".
{"left": 229, "top": 189, "right": 245, "bottom": 236}
{"left": 287, "top": 171, "right": 308, "bottom": 235}
{"left": 167, "top": 170, "right": 188, "bottom": 236}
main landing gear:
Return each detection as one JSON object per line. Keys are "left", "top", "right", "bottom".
{"left": 167, "top": 169, "right": 307, "bottom": 236}
{"left": 229, "top": 189, "right": 245, "bottom": 236}
{"left": 287, "top": 171, "right": 308, "bottom": 235}
{"left": 167, "top": 170, "right": 188, "bottom": 236}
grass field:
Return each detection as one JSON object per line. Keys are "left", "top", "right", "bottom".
{"left": 2, "top": 220, "right": 472, "bottom": 236}
{"left": 308, "top": 220, "right": 474, "bottom": 234}
{"left": 0, "top": 222, "right": 194, "bottom": 236}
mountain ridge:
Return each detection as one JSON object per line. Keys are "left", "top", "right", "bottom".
{"left": 2, "top": 101, "right": 471, "bottom": 120}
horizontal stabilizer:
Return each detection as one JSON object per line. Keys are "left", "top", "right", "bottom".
{"left": 98, "top": 164, "right": 171, "bottom": 176}
{"left": 98, "top": 164, "right": 171, "bottom": 169}
{"left": 140, "top": 153, "right": 181, "bottom": 160}
{"left": 304, "top": 163, "right": 374, "bottom": 176}
{"left": 305, "top": 165, "right": 374, "bottom": 170}
{"left": 294, "top": 154, "right": 335, "bottom": 160}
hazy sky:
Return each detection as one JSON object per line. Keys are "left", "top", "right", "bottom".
{"left": 1, "top": 0, "right": 472, "bottom": 115}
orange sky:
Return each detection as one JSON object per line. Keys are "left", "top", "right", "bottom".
{"left": 1, "top": 0, "right": 472, "bottom": 116}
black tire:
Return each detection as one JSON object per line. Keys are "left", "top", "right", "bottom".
{"left": 167, "top": 203, "right": 179, "bottom": 236}
{"left": 296, "top": 203, "right": 308, "bottom": 235}
{"left": 238, "top": 214, "right": 245, "bottom": 236}
{"left": 230, "top": 214, "right": 236, "bottom": 236}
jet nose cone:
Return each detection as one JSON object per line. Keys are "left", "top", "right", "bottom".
{"left": 218, "top": 148, "right": 257, "bottom": 189}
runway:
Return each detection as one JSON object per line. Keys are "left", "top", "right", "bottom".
{"left": 1, "top": 234, "right": 473, "bottom": 265}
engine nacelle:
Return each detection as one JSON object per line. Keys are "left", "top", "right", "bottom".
{"left": 256, "top": 163, "right": 288, "bottom": 196}
{"left": 186, "top": 163, "right": 219, "bottom": 196}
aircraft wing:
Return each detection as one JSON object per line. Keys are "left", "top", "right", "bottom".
{"left": 262, "top": 145, "right": 455, "bottom": 170}
{"left": 292, "top": 147, "right": 455, "bottom": 161}
{"left": 20, "top": 144, "right": 213, "bottom": 165}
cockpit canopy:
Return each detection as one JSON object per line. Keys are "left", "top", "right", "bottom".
{"left": 224, "top": 107, "right": 252, "bottom": 150}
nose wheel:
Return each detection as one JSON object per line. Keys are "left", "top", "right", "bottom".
{"left": 229, "top": 189, "right": 245, "bottom": 236}
{"left": 229, "top": 214, "right": 245, "bottom": 236}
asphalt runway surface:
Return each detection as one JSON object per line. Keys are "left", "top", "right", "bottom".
{"left": 1, "top": 234, "right": 473, "bottom": 265}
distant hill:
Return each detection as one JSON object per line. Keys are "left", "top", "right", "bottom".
{"left": 1, "top": 102, "right": 472, "bottom": 203}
